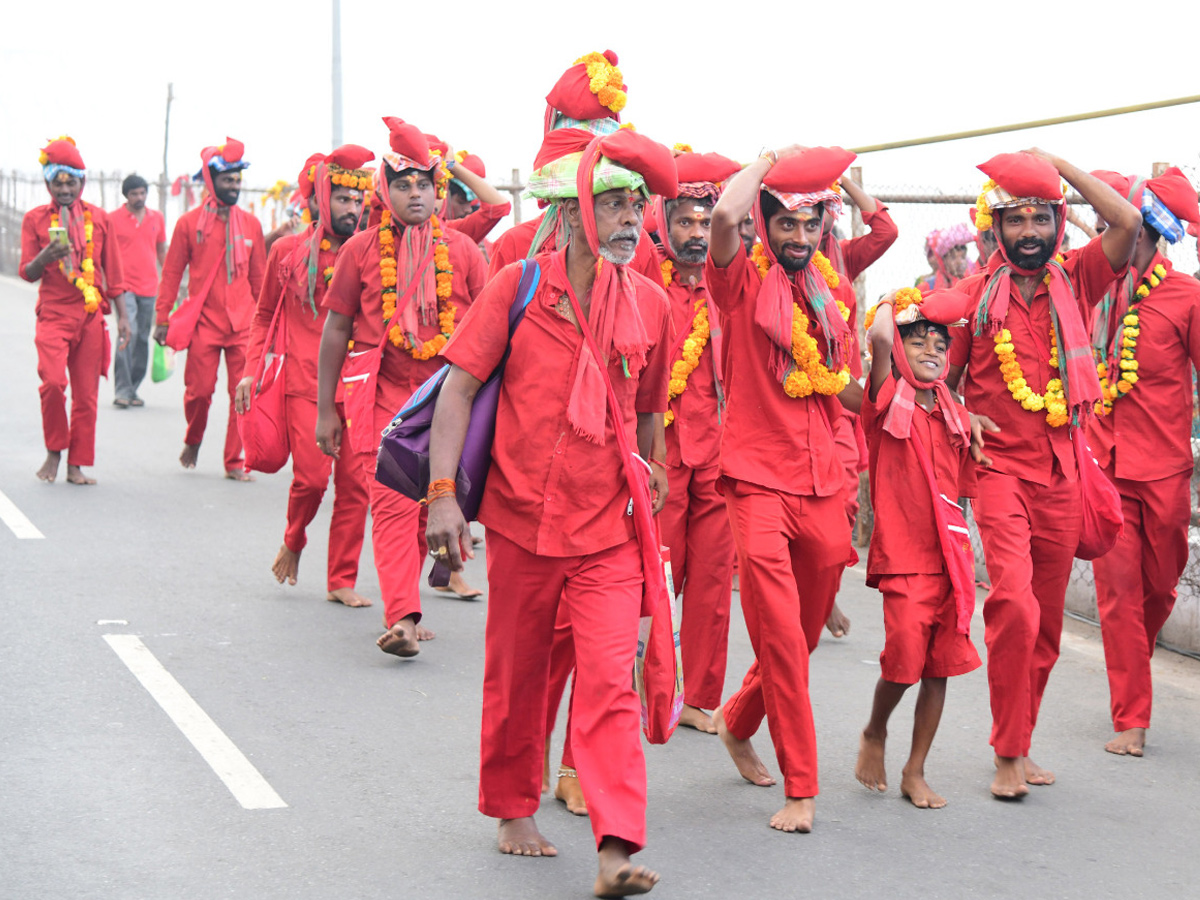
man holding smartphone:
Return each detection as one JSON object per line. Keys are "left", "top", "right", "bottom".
{"left": 20, "top": 136, "right": 130, "bottom": 485}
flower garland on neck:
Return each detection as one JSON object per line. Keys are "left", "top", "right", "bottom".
{"left": 51, "top": 208, "right": 100, "bottom": 313}
{"left": 379, "top": 209, "right": 455, "bottom": 359}
{"left": 993, "top": 323, "right": 1069, "bottom": 427}
{"left": 749, "top": 244, "right": 851, "bottom": 398}
{"left": 660, "top": 259, "right": 711, "bottom": 426}
{"left": 1095, "top": 262, "right": 1165, "bottom": 414}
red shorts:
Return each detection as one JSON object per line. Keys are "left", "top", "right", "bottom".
{"left": 878, "top": 573, "right": 981, "bottom": 684}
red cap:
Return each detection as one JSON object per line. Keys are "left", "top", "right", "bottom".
{"left": 40, "top": 137, "right": 85, "bottom": 170}
{"left": 297, "top": 152, "right": 327, "bottom": 200}
{"left": 596, "top": 129, "right": 678, "bottom": 199}
{"left": 423, "top": 133, "right": 449, "bottom": 157}
{"left": 382, "top": 117, "right": 433, "bottom": 167}
{"left": 1146, "top": 167, "right": 1200, "bottom": 224}
{"left": 458, "top": 153, "right": 485, "bottom": 179}
{"left": 978, "top": 152, "right": 1062, "bottom": 201}
{"left": 545, "top": 50, "right": 626, "bottom": 123}
{"left": 532, "top": 127, "right": 596, "bottom": 170}
{"left": 674, "top": 152, "right": 741, "bottom": 187}
{"left": 917, "top": 291, "right": 973, "bottom": 325}
{"left": 763, "top": 147, "right": 856, "bottom": 194}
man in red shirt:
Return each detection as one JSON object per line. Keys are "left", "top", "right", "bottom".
{"left": 487, "top": 51, "right": 660, "bottom": 284}
{"left": 916, "top": 223, "right": 974, "bottom": 293}
{"left": 652, "top": 150, "right": 741, "bottom": 735}
{"left": 108, "top": 174, "right": 166, "bottom": 408}
{"left": 316, "top": 118, "right": 487, "bottom": 657}
{"left": 1086, "top": 167, "right": 1200, "bottom": 758}
{"left": 425, "top": 126, "right": 674, "bottom": 898}
{"left": 154, "top": 138, "right": 266, "bottom": 480}
{"left": 705, "top": 145, "right": 865, "bottom": 834}
{"left": 236, "top": 146, "right": 375, "bottom": 608}
{"left": 939, "top": 149, "right": 1140, "bottom": 797}
{"left": 20, "top": 137, "right": 130, "bottom": 485}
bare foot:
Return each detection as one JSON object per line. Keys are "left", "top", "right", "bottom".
{"left": 1105, "top": 728, "right": 1146, "bottom": 757}
{"left": 595, "top": 837, "right": 658, "bottom": 897}
{"left": 65, "top": 465, "right": 96, "bottom": 485}
{"left": 769, "top": 797, "right": 815, "bottom": 833}
{"left": 497, "top": 817, "right": 557, "bottom": 857}
{"left": 434, "top": 571, "right": 483, "bottom": 599}
{"left": 416, "top": 623, "right": 435, "bottom": 641}
{"left": 713, "top": 706, "right": 775, "bottom": 786}
{"left": 377, "top": 617, "right": 421, "bottom": 657}
{"left": 272, "top": 544, "right": 300, "bottom": 586}
{"left": 225, "top": 468, "right": 255, "bottom": 482}
{"left": 855, "top": 730, "right": 888, "bottom": 792}
{"left": 678, "top": 704, "right": 717, "bottom": 734}
{"left": 900, "top": 768, "right": 946, "bottom": 809}
{"left": 991, "top": 755, "right": 1029, "bottom": 799}
{"left": 1024, "top": 757, "right": 1055, "bottom": 786}
{"left": 327, "top": 587, "right": 373, "bottom": 607}
{"left": 36, "top": 451, "right": 61, "bottom": 483}
{"left": 554, "top": 770, "right": 588, "bottom": 816}
{"left": 180, "top": 444, "right": 200, "bottom": 469}
{"left": 825, "top": 603, "right": 851, "bottom": 638}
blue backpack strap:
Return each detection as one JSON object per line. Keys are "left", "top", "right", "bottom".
{"left": 507, "top": 259, "right": 541, "bottom": 336}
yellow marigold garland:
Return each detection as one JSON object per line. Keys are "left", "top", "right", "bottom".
{"left": 863, "top": 286, "right": 923, "bottom": 331}
{"left": 660, "top": 260, "right": 711, "bottom": 427}
{"left": 574, "top": 52, "right": 627, "bottom": 114}
{"left": 1095, "top": 262, "right": 1164, "bottom": 414}
{"left": 380, "top": 210, "right": 455, "bottom": 359}
{"left": 993, "top": 324, "right": 1069, "bottom": 426}
{"left": 50, "top": 208, "right": 100, "bottom": 313}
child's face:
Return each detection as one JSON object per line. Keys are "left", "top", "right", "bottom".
{"left": 902, "top": 326, "right": 948, "bottom": 384}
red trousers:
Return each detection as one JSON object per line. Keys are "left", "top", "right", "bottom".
{"left": 35, "top": 304, "right": 108, "bottom": 466}
{"left": 359, "top": 400, "right": 424, "bottom": 628}
{"left": 1092, "top": 467, "right": 1190, "bottom": 732}
{"left": 660, "top": 460, "right": 735, "bottom": 710}
{"left": 284, "top": 395, "right": 369, "bottom": 591}
{"left": 720, "top": 479, "right": 847, "bottom": 798}
{"left": 480, "top": 530, "right": 646, "bottom": 851}
{"left": 183, "top": 323, "right": 247, "bottom": 471}
{"left": 973, "top": 468, "right": 1080, "bottom": 758}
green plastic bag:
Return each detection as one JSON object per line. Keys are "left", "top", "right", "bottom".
{"left": 152, "top": 342, "right": 176, "bottom": 383}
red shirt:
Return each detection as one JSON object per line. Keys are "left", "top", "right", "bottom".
{"left": 156, "top": 206, "right": 266, "bottom": 334}
{"left": 443, "top": 250, "right": 670, "bottom": 557}
{"left": 1088, "top": 254, "right": 1200, "bottom": 481}
{"left": 944, "top": 236, "right": 1124, "bottom": 486}
{"left": 660, "top": 255, "right": 723, "bottom": 469}
{"left": 322, "top": 224, "right": 486, "bottom": 414}
{"left": 108, "top": 205, "right": 165, "bottom": 296}
{"left": 839, "top": 205, "right": 899, "bottom": 283}
{"left": 487, "top": 211, "right": 661, "bottom": 283}
{"left": 20, "top": 201, "right": 125, "bottom": 308}
{"left": 705, "top": 254, "right": 849, "bottom": 497}
{"left": 445, "top": 200, "right": 511, "bottom": 244}
{"left": 861, "top": 375, "right": 974, "bottom": 579}
{"left": 244, "top": 230, "right": 340, "bottom": 399}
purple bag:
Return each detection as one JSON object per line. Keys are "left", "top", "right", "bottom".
{"left": 375, "top": 260, "right": 541, "bottom": 520}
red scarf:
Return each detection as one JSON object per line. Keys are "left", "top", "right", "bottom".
{"left": 882, "top": 322, "right": 969, "bottom": 448}
{"left": 197, "top": 164, "right": 253, "bottom": 285}
{"left": 375, "top": 163, "right": 438, "bottom": 341}
{"left": 46, "top": 180, "right": 87, "bottom": 275}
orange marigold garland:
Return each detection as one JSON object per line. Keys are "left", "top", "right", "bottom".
{"left": 379, "top": 210, "right": 455, "bottom": 359}
{"left": 993, "top": 324, "right": 1069, "bottom": 427}
{"left": 863, "top": 286, "right": 924, "bottom": 331}
{"left": 660, "top": 260, "right": 711, "bottom": 426}
{"left": 750, "top": 244, "right": 851, "bottom": 398}
{"left": 50, "top": 208, "right": 100, "bottom": 313}
{"left": 574, "top": 52, "right": 627, "bottom": 114}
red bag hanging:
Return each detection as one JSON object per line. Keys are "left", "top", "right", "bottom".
{"left": 165, "top": 259, "right": 221, "bottom": 352}
{"left": 239, "top": 297, "right": 290, "bottom": 473}
{"left": 1073, "top": 426, "right": 1123, "bottom": 560}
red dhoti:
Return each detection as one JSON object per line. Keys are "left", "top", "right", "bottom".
{"left": 183, "top": 322, "right": 248, "bottom": 471}
{"left": 720, "top": 479, "right": 847, "bottom": 798}
{"left": 1092, "top": 467, "right": 1190, "bottom": 732}
{"left": 284, "top": 395, "right": 369, "bottom": 591}
{"left": 480, "top": 530, "right": 646, "bottom": 850}
{"left": 35, "top": 304, "right": 107, "bottom": 467}
{"left": 660, "top": 460, "right": 735, "bottom": 710}
{"left": 359, "top": 400, "right": 425, "bottom": 627}
{"left": 972, "top": 468, "right": 1080, "bottom": 758}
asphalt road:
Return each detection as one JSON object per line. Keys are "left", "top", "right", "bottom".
{"left": 2, "top": 273, "right": 1198, "bottom": 900}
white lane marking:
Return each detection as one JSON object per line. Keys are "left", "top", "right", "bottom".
{"left": 103, "top": 635, "right": 287, "bottom": 809}
{"left": 0, "top": 489, "right": 44, "bottom": 539}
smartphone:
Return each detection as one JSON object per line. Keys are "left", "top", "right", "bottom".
{"left": 48, "top": 227, "right": 69, "bottom": 247}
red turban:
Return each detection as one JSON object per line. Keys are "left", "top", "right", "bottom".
{"left": 544, "top": 50, "right": 627, "bottom": 134}
{"left": 675, "top": 152, "right": 741, "bottom": 188}
{"left": 40, "top": 137, "right": 85, "bottom": 171}
{"left": 382, "top": 117, "right": 435, "bottom": 170}
{"left": 764, "top": 147, "right": 856, "bottom": 196}
{"left": 458, "top": 153, "right": 485, "bottom": 179}
{"left": 977, "top": 152, "right": 1062, "bottom": 203}
{"left": 297, "top": 152, "right": 327, "bottom": 201}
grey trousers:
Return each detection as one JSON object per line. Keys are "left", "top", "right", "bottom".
{"left": 113, "top": 293, "right": 157, "bottom": 401}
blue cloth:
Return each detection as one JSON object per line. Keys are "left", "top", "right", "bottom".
{"left": 1142, "top": 187, "right": 1185, "bottom": 244}
{"left": 192, "top": 155, "right": 250, "bottom": 181}
{"left": 43, "top": 163, "right": 85, "bottom": 182}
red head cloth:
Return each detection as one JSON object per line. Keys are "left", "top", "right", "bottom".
{"left": 532, "top": 127, "right": 597, "bottom": 170}
{"left": 196, "top": 137, "right": 254, "bottom": 286}
{"left": 297, "top": 152, "right": 327, "bottom": 201}
{"left": 544, "top": 50, "right": 627, "bottom": 135}
{"left": 978, "top": 152, "right": 1063, "bottom": 203}
{"left": 457, "top": 153, "right": 485, "bottom": 179}
{"left": 382, "top": 117, "right": 435, "bottom": 173}
{"left": 655, "top": 150, "right": 740, "bottom": 262}
{"left": 39, "top": 136, "right": 88, "bottom": 267}
{"left": 40, "top": 137, "right": 86, "bottom": 172}
{"left": 751, "top": 146, "right": 856, "bottom": 383}
{"left": 561, "top": 130, "right": 676, "bottom": 444}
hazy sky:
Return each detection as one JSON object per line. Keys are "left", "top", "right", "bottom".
{"left": 5, "top": 0, "right": 1198, "bottom": 292}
